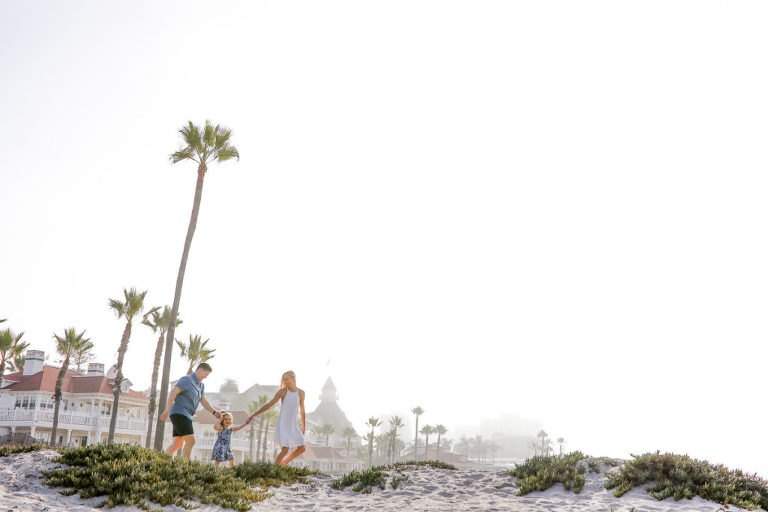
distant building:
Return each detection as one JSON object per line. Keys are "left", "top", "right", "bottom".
{"left": 0, "top": 350, "right": 149, "bottom": 446}
{"left": 305, "top": 377, "right": 359, "bottom": 453}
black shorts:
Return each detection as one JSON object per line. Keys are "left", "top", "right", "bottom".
{"left": 170, "top": 414, "right": 194, "bottom": 437}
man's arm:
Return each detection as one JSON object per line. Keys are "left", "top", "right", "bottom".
{"left": 200, "top": 396, "right": 221, "bottom": 419}
{"left": 159, "top": 387, "right": 181, "bottom": 421}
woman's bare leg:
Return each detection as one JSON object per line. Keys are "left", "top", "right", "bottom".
{"left": 275, "top": 447, "right": 290, "bottom": 465}
{"left": 280, "top": 446, "right": 306, "bottom": 466}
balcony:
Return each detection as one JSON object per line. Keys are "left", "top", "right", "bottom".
{"left": 0, "top": 409, "right": 147, "bottom": 433}
{"left": 195, "top": 435, "right": 252, "bottom": 451}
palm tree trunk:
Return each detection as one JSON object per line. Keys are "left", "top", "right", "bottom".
{"left": 155, "top": 164, "right": 207, "bottom": 451}
{"left": 249, "top": 423, "right": 255, "bottom": 462}
{"left": 50, "top": 359, "right": 69, "bottom": 445}
{"left": 145, "top": 331, "right": 164, "bottom": 448}
{"left": 108, "top": 321, "right": 132, "bottom": 443}
{"left": 256, "top": 418, "right": 264, "bottom": 461}
{"left": 414, "top": 417, "right": 419, "bottom": 457}
{"left": 367, "top": 432, "right": 373, "bottom": 468}
{"left": 425, "top": 434, "right": 429, "bottom": 459}
{"left": 436, "top": 434, "right": 441, "bottom": 461}
{"left": 262, "top": 422, "right": 269, "bottom": 460}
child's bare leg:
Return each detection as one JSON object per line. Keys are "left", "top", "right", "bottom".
{"left": 275, "top": 447, "right": 290, "bottom": 465}
{"left": 213, "top": 460, "right": 221, "bottom": 467}
{"left": 281, "top": 446, "right": 306, "bottom": 466}
{"left": 228, "top": 459, "right": 235, "bottom": 468}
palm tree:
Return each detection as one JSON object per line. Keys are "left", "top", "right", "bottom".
{"left": 342, "top": 426, "right": 357, "bottom": 455}
{"left": 0, "top": 326, "right": 28, "bottom": 389}
{"left": 420, "top": 425, "right": 435, "bottom": 459}
{"left": 140, "top": 306, "right": 179, "bottom": 448}
{"left": 248, "top": 395, "right": 269, "bottom": 461}
{"left": 389, "top": 416, "right": 405, "bottom": 463}
{"left": 456, "top": 436, "right": 470, "bottom": 459}
{"left": 410, "top": 406, "right": 424, "bottom": 456}
{"left": 557, "top": 437, "right": 565, "bottom": 455}
{"left": 262, "top": 407, "right": 278, "bottom": 460}
{"left": 537, "top": 430, "right": 552, "bottom": 456}
{"left": 155, "top": 120, "right": 240, "bottom": 450}
{"left": 175, "top": 334, "right": 215, "bottom": 375}
{"left": 220, "top": 378, "right": 239, "bottom": 393}
{"left": 488, "top": 441, "right": 499, "bottom": 465}
{"left": 50, "top": 328, "right": 93, "bottom": 445}
{"left": 365, "top": 417, "right": 380, "bottom": 467}
{"left": 107, "top": 288, "right": 148, "bottom": 443}
{"left": 435, "top": 424, "right": 447, "bottom": 460}
{"left": 313, "top": 423, "right": 336, "bottom": 446}
{"left": 470, "top": 435, "right": 484, "bottom": 462}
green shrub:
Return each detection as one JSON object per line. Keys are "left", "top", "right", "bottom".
{"left": 508, "top": 452, "right": 590, "bottom": 495}
{"left": 231, "top": 460, "right": 316, "bottom": 488}
{"left": 330, "top": 461, "right": 455, "bottom": 494}
{"left": 42, "top": 444, "right": 272, "bottom": 510}
{"left": 330, "top": 467, "right": 387, "bottom": 493}
{"left": 605, "top": 451, "right": 768, "bottom": 511}
{"left": 0, "top": 444, "right": 47, "bottom": 457}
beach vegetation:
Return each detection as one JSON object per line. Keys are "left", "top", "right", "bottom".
{"left": 175, "top": 334, "right": 215, "bottom": 375}
{"left": 330, "top": 461, "right": 456, "bottom": 493}
{"left": 0, "top": 444, "right": 46, "bottom": 457}
{"left": 508, "top": 451, "right": 590, "bottom": 495}
{"left": 604, "top": 451, "right": 768, "bottom": 510}
{"left": 155, "top": 120, "right": 239, "bottom": 451}
{"left": 42, "top": 444, "right": 312, "bottom": 511}
{"left": 0, "top": 322, "right": 29, "bottom": 387}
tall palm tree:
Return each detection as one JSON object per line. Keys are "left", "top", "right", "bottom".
{"left": 537, "top": 429, "right": 551, "bottom": 456}
{"left": 342, "top": 426, "right": 357, "bottom": 455}
{"left": 50, "top": 328, "right": 93, "bottom": 445}
{"left": 155, "top": 120, "right": 240, "bottom": 450}
{"left": 0, "top": 327, "right": 28, "bottom": 389}
{"left": 261, "top": 407, "right": 278, "bottom": 460}
{"left": 411, "top": 406, "right": 424, "bottom": 456}
{"left": 220, "top": 378, "right": 239, "bottom": 393}
{"left": 488, "top": 441, "right": 499, "bottom": 465}
{"left": 389, "top": 416, "right": 405, "bottom": 464}
{"left": 107, "top": 288, "right": 148, "bottom": 443}
{"left": 175, "top": 334, "right": 215, "bottom": 375}
{"left": 557, "top": 437, "right": 565, "bottom": 456}
{"left": 248, "top": 395, "right": 269, "bottom": 461}
{"left": 141, "top": 306, "right": 180, "bottom": 448}
{"left": 420, "top": 425, "right": 435, "bottom": 460}
{"left": 365, "top": 417, "right": 380, "bottom": 467}
{"left": 435, "top": 424, "right": 447, "bottom": 461}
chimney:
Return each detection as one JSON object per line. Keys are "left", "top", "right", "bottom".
{"left": 86, "top": 363, "right": 105, "bottom": 376}
{"left": 22, "top": 350, "right": 45, "bottom": 376}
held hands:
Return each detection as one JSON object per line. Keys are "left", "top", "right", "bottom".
{"left": 160, "top": 411, "right": 170, "bottom": 422}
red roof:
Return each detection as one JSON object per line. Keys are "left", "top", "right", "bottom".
{"left": 2, "top": 366, "right": 148, "bottom": 401}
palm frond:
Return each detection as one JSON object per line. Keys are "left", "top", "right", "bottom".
{"left": 180, "top": 121, "right": 203, "bottom": 152}
{"left": 108, "top": 299, "right": 126, "bottom": 318}
{"left": 170, "top": 148, "right": 197, "bottom": 164}
{"left": 203, "top": 120, "right": 216, "bottom": 148}
{"left": 216, "top": 146, "right": 240, "bottom": 162}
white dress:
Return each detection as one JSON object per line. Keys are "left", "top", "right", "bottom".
{"left": 274, "top": 389, "right": 305, "bottom": 448}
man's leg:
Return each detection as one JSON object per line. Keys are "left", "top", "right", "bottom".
{"left": 181, "top": 434, "right": 196, "bottom": 459}
{"left": 166, "top": 436, "right": 184, "bottom": 456}
{"left": 281, "top": 446, "right": 306, "bottom": 466}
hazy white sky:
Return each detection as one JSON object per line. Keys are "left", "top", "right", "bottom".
{"left": 2, "top": 0, "right": 768, "bottom": 475}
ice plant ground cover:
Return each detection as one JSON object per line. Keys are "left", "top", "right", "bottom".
{"left": 329, "top": 460, "right": 458, "bottom": 493}
{"left": 40, "top": 444, "right": 317, "bottom": 511}
{"left": 0, "top": 443, "right": 47, "bottom": 457}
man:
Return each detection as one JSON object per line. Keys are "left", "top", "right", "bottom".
{"left": 159, "top": 362, "right": 220, "bottom": 459}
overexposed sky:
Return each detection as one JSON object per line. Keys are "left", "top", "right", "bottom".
{"left": 2, "top": 0, "right": 767, "bottom": 476}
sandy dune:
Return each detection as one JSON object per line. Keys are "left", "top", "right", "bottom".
{"left": 0, "top": 451, "right": 760, "bottom": 512}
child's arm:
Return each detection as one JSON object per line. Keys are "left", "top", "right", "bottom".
{"left": 299, "top": 390, "right": 306, "bottom": 435}
{"left": 231, "top": 422, "right": 249, "bottom": 432}
{"left": 248, "top": 390, "right": 284, "bottom": 421}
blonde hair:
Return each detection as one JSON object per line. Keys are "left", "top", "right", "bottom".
{"left": 280, "top": 371, "right": 296, "bottom": 389}
{"left": 216, "top": 411, "right": 233, "bottom": 429}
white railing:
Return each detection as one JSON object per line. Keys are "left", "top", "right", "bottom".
{"left": 0, "top": 409, "right": 147, "bottom": 433}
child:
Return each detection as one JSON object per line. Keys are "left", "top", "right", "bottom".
{"left": 212, "top": 411, "right": 250, "bottom": 467}
{"left": 248, "top": 371, "right": 306, "bottom": 466}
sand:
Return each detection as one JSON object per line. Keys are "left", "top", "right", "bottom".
{"left": 0, "top": 450, "right": 761, "bottom": 512}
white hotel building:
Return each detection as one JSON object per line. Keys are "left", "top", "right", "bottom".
{"left": 0, "top": 350, "right": 149, "bottom": 446}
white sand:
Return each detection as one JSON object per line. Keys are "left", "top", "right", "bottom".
{"left": 1, "top": 451, "right": 762, "bottom": 512}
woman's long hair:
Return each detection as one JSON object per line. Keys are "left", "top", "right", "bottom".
{"left": 280, "top": 371, "right": 296, "bottom": 389}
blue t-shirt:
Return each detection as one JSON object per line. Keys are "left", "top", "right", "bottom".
{"left": 169, "top": 374, "right": 204, "bottom": 420}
